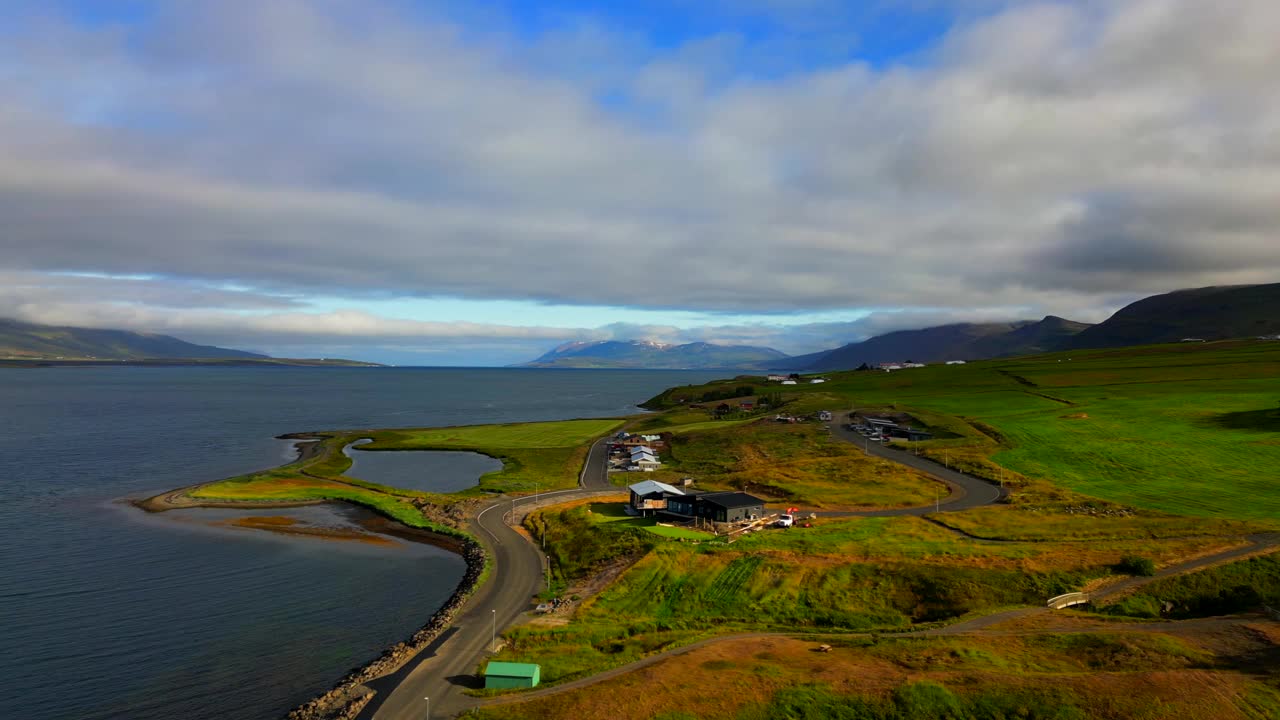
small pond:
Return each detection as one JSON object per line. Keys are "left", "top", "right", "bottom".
{"left": 344, "top": 440, "right": 503, "bottom": 493}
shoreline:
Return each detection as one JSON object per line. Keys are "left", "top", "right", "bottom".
{"left": 133, "top": 432, "right": 332, "bottom": 512}
{"left": 129, "top": 432, "right": 488, "bottom": 720}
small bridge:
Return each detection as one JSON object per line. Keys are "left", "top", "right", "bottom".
{"left": 1047, "top": 592, "right": 1090, "bottom": 610}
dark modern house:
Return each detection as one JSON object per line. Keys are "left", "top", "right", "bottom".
{"left": 665, "top": 490, "right": 766, "bottom": 523}
{"left": 628, "top": 480, "right": 684, "bottom": 515}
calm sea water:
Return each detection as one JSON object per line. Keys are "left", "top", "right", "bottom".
{"left": 0, "top": 366, "right": 721, "bottom": 720}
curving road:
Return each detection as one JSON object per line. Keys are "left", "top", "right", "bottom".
{"left": 820, "top": 416, "right": 1004, "bottom": 516}
{"left": 364, "top": 438, "right": 618, "bottom": 720}
{"left": 365, "top": 423, "right": 1003, "bottom": 719}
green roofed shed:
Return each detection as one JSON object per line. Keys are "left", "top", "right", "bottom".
{"left": 484, "top": 661, "right": 541, "bottom": 689}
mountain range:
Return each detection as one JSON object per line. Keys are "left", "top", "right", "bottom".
{"left": 0, "top": 318, "right": 378, "bottom": 366}
{"left": 784, "top": 283, "right": 1280, "bottom": 371}
{"left": 788, "top": 315, "right": 1094, "bottom": 371}
{"left": 0, "top": 318, "right": 266, "bottom": 360}
{"left": 7, "top": 282, "right": 1279, "bottom": 369}
{"left": 517, "top": 340, "right": 788, "bottom": 369}
{"left": 515, "top": 282, "right": 1280, "bottom": 370}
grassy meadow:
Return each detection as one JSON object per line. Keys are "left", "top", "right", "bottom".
{"left": 490, "top": 343, "right": 1280, "bottom": 694}
{"left": 637, "top": 421, "right": 945, "bottom": 510}
{"left": 495, "top": 504, "right": 1254, "bottom": 686}
{"left": 649, "top": 340, "right": 1280, "bottom": 520}
{"left": 475, "top": 627, "right": 1280, "bottom": 720}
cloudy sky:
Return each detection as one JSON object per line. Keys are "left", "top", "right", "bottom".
{"left": 3, "top": 0, "right": 1278, "bottom": 365}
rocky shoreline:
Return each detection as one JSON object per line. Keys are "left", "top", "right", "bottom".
{"left": 285, "top": 535, "right": 487, "bottom": 720}
{"left": 129, "top": 430, "right": 493, "bottom": 720}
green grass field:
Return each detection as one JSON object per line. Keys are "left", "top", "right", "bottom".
{"left": 638, "top": 421, "right": 944, "bottom": 510}
{"left": 585, "top": 502, "right": 716, "bottom": 540}
{"left": 364, "top": 419, "right": 621, "bottom": 449}
{"left": 649, "top": 341, "right": 1280, "bottom": 520}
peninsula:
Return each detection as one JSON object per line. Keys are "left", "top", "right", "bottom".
{"left": 141, "top": 339, "right": 1280, "bottom": 720}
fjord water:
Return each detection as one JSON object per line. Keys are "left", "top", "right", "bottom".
{"left": 0, "top": 366, "right": 721, "bottom": 720}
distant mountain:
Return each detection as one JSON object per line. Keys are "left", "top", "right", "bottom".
{"left": 1065, "top": 283, "right": 1280, "bottom": 349}
{"left": 518, "top": 340, "right": 789, "bottom": 369}
{"left": 796, "top": 316, "right": 1093, "bottom": 371}
{"left": 0, "top": 318, "right": 267, "bottom": 360}
{"left": 970, "top": 315, "right": 1095, "bottom": 357}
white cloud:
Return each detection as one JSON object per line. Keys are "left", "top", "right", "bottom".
{"left": 2, "top": 0, "right": 1278, "bottom": 360}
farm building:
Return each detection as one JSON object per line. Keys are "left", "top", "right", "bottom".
{"left": 629, "top": 480, "right": 684, "bottom": 514}
{"left": 484, "top": 662, "right": 541, "bottom": 689}
{"left": 665, "top": 490, "right": 766, "bottom": 523}
{"left": 739, "top": 400, "right": 755, "bottom": 410}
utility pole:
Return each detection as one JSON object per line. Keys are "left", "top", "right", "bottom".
{"left": 944, "top": 451, "right": 949, "bottom": 469}
{"left": 491, "top": 609, "right": 496, "bottom": 652}
{"left": 935, "top": 488, "right": 940, "bottom": 513}
{"left": 424, "top": 697, "right": 429, "bottom": 719}
{"left": 534, "top": 481, "right": 539, "bottom": 507}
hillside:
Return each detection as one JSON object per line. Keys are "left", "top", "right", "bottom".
{"left": 1066, "top": 283, "right": 1280, "bottom": 349}
{"left": 802, "top": 316, "right": 1091, "bottom": 370}
{"left": 519, "top": 340, "right": 788, "bottom": 369}
{"left": 0, "top": 318, "right": 266, "bottom": 360}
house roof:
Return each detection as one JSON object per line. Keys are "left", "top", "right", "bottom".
{"left": 700, "top": 491, "right": 766, "bottom": 510}
{"left": 485, "top": 662, "right": 540, "bottom": 678}
{"left": 629, "top": 480, "right": 683, "bottom": 496}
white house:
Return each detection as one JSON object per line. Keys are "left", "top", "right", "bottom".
{"left": 630, "top": 446, "right": 662, "bottom": 470}
{"left": 945, "top": 360, "right": 966, "bottom": 365}
{"left": 766, "top": 374, "right": 787, "bottom": 382}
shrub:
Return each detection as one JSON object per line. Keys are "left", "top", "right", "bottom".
{"left": 1116, "top": 555, "right": 1156, "bottom": 576}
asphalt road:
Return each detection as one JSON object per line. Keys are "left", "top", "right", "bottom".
{"left": 822, "top": 418, "right": 1004, "bottom": 516}
{"left": 365, "top": 438, "right": 617, "bottom": 720}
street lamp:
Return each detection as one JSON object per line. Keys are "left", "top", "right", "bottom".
{"left": 491, "top": 609, "right": 496, "bottom": 652}
{"left": 423, "top": 696, "right": 429, "bottom": 719}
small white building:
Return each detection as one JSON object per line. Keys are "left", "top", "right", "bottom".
{"left": 809, "top": 378, "right": 826, "bottom": 384}
{"left": 766, "top": 374, "right": 787, "bottom": 382}
{"left": 781, "top": 380, "right": 797, "bottom": 385}
{"left": 945, "top": 360, "right": 966, "bottom": 365}
{"left": 630, "top": 446, "right": 662, "bottom": 470}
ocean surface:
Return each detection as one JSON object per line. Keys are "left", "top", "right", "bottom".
{"left": 0, "top": 366, "right": 722, "bottom": 720}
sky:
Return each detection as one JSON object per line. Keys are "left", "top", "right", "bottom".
{"left": 2, "top": 0, "right": 1278, "bottom": 365}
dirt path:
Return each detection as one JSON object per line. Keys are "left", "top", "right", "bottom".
{"left": 473, "top": 534, "right": 1280, "bottom": 711}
